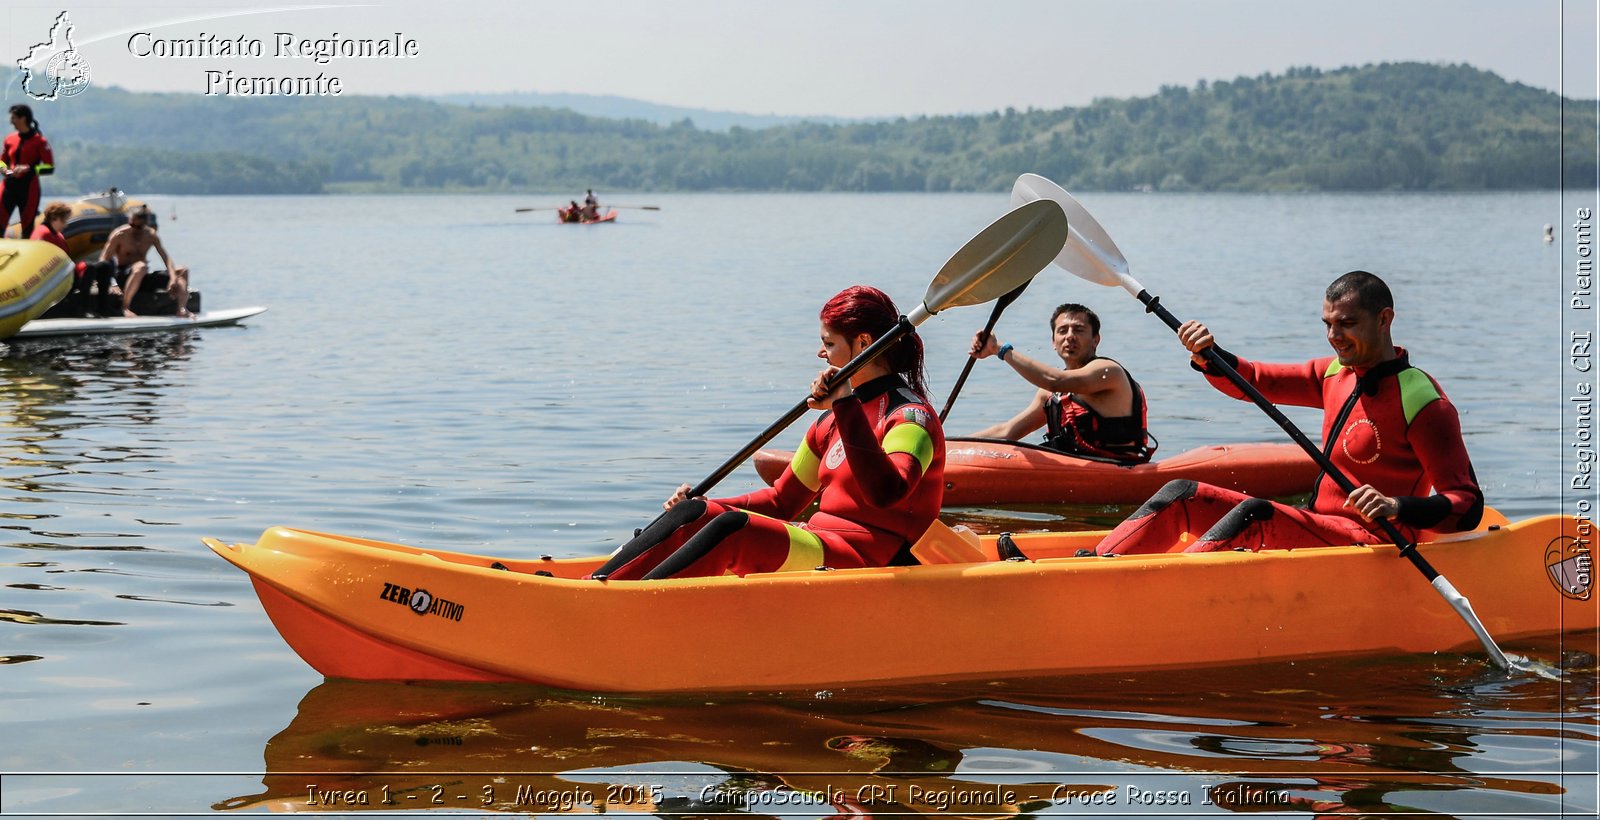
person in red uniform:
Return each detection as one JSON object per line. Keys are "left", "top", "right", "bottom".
{"left": 28, "top": 201, "right": 71, "bottom": 255}
{"left": 31, "top": 201, "right": 118, "bottom": 316}
{"left": 1096, "top": 270, "right": 1482, "bottom": 555}
{"left": 592, "top": 285, "right": 946, "bottom": 580}
{"left": 2, "top": 104, "right": 55, "bottom": 240}
{"left": 967, "top": 303, "right": 1154, "bottom": 463}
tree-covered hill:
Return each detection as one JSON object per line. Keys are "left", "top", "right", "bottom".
{"left": 19, "top": 61, "right": 1594, "bottom": 194}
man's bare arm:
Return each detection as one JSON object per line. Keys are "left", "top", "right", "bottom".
{"left": 970, "top": 389, "right": 1050, "bottom": 440}
{"left": 151, "top": 234, "right": 175, "bottom": 271}
{"left": 99, "top": 228, "right": 123, "bottom": 263}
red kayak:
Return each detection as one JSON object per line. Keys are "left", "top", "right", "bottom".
{"left": 754, "top": 438, "right": 1320, "bottom": 506}
{"left": 558, "top": 207, "right": 617, "bottom": 224}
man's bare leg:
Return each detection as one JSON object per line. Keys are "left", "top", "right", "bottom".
{"left": 121, "top": 264, "right": 146, "bottom": 318}
{"left": 168, "top": 267, "right": 192, "bottom": 318}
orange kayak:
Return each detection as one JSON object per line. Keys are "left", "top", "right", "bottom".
{"left": 755, "top": 438, "right": 1319, "bottom": 506}
{"left": 205, "top": 513, "right": 1596, "bottom": 692}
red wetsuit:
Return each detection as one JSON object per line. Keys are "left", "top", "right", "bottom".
{"left": 1098, "top": 347, "right": 1482, "bottom": 554}
{"left": 1, "top": 129, "right": 54, "bottom": 239}
{"left": 30, "top": 223, "right": 94, "bottom": 276}
{"left": 29, "top": 222, "right": 68, "bottom": 255}
{"left": 1042, "top": 356, "right": 1155, "bottom": 463}
{"left": 32, "top": 223, "right": 102, "bottom": 311}
{"left": 601, "top": 374, "right": 945, "bottom": 579}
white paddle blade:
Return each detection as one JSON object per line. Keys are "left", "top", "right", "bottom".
{"left": 1011, "top": 173, "right": 1131, "bottom": 288}
{"left": 920, "top": 199, "right": 1068, "bottom": 316}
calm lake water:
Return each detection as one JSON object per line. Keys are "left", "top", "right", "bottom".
{"left": 1, "top": 191, "right": 1595, "bottom": 816}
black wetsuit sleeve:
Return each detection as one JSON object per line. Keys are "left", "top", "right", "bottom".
{"left": 1189, "top": 346, "right": 1240, "bottom": 375}
{"left": 1394, "top": 494, "right": 1456, "bottom": 530}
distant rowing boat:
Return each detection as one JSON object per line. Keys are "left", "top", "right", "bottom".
{"left": 558, "top": 206, "right": 617, "bottom": 224}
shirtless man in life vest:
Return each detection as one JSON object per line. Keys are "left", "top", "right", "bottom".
{"left": 969, "top": 303, "right": 1154, "bottom": 464}
{"left": 101, "top": 204, "right": 191, "bottom": 318}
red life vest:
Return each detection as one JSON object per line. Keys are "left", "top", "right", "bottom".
{"left": 1042, "top": 357, "right": 1156, "bottom": 464}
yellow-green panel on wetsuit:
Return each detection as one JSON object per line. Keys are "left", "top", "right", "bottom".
{"left": 882, "top": 423, "right": 934, "bottom": 473}
{"left": 789, "top": 442, "right": 822, "bottom": 491}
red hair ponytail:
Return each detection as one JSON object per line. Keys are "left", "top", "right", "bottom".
{"left": 819, "top": 285, "right": 929, "bottom": 399}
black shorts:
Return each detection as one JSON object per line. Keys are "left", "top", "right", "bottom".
{"left": 113, "top": 265, "right": 168, "bottom": 287}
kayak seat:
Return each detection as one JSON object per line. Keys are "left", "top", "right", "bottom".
{"left": 909, "top": 520, "right": 989, "bottom": 564}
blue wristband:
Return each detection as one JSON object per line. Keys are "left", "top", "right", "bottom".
{"left": 997, "top": 343, "right": 1013, "bottom": 362}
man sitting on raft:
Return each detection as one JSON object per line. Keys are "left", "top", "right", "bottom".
{"left": 1096, "top": 270, "right": 1482, "bottom": 554}
{"left": 101, "top": 204, "right": 191, "bottom": 318}
{"left": 591, "top": 285, "right": 946, "bottom": 580}
{"left": 967, "top": 303, "right": 1154, "bottom": 463}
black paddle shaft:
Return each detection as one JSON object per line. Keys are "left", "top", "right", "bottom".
{"left": 939, "top": 280, "right": 1031, "bottom": 422}
{"left": 1135, "top": 289, "right": 1438, "bottom": 579}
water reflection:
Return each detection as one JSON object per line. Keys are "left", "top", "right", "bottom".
{"left": 220, "top": 638, "right": 1596, "bottom": 815}
{"left": 0, "top": 332, "right": 197, "bottom": 433}
{"left": 0, "top": 334, "right": 200, "bottom": 658}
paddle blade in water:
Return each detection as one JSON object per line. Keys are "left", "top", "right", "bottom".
{"left": 1011, "top": 173, "right": 1130, "bottom": 287}
{"left": 921, "top": 199, "right": 1068, "bottom": 314}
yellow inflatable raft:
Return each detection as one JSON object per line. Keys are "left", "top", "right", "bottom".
{"left": 0, "top": 239, "right": 74, "bottom": 339}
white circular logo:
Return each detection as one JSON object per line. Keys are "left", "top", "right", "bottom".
{"left": 824, "top": 440, "right": 845, "bottom": 469}
{"left": 45, "top": 50, "right": 91, "bottom": 98}
{"left": 1340, "top": 418, "right": 1381, "bottom": 464}
{"left": 409, "top": 588, "right": 433, "bottom": 615}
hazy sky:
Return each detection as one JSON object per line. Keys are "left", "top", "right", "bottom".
{"left": 3, "top": 0, "right": 1596, "bottom": 117}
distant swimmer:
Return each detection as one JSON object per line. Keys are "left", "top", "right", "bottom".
{"left": 1544, "top": 224, "right": 1555, "bottom": 244}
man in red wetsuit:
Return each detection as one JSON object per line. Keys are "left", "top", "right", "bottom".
{"left": 592, "top": 285, "right": 945, "bottom": 580}
{"left": 1096, "top": 270, "right": 1482, "bottom": 554}
{"left": 968, "top": 303, "right": 1154, "bottom": 463}
{"left": 1, "top": 104, "right": 55, "bottom": 240}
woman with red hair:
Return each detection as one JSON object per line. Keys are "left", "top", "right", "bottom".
{"left": 592, "top": 285, "right": 946, "bottom": 580}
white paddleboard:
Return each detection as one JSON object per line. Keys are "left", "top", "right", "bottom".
{"left": 8, "top": 306, "right": 268, "bottom": 339}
